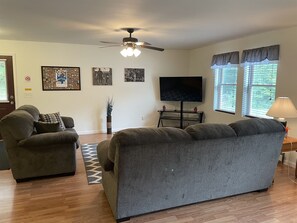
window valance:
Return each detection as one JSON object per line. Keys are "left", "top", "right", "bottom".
{"left": 211, "top": 51, "right": 239, "bottom": 69}
{"left": 241, "top": 45, "right": 279, "bottom": 64}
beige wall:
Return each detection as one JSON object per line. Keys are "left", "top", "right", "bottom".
{"left": 0, "top": 40, "right": 190, "bottom": 134}
{"left": 1, "top": 26, "right": 297, "bottom": 164}
{"left": 189, "top": 26, "right": 297, "bottom": 166}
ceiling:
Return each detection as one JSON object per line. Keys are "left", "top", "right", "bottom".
{"left": 1, "top": 0, "right": 297, "bottom": 50}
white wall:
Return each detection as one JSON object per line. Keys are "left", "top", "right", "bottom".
{"left": 189, "top": 26, "right": 297, "bottom": 166}
{"left": 0, "top": 40, "right": 190, "bottom": 134}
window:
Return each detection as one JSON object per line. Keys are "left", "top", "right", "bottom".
{"left": 241, "top": 45, "right": 280, "bottom": 118}
{"left": 242, "top": 62, "right": 278, "bottom": 117}
{"left": 0, "top": 60, "right": 8, "bottom": 101}
{"left": 211, "top": 51, "right": 239, "bottom": 114}
{"left": 214, "top": 66, "right": 238, "bottom": 113}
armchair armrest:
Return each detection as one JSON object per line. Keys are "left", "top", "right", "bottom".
{"left": 61, "top": 116, "right": 75, "bottom": 128}
{"left": 97, "top": 140, "right": 114, "bottom": 171}
{"left": 18, "top": 131, "right": 79, "bottom": 147}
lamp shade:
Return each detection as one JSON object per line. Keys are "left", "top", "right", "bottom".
{"left": 266, "top": 97, "right": 297, "bottom": 118}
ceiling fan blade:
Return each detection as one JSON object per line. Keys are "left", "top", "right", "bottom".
{"left": 141, "top": 45, "right": 164, "bottom": 51}
{"left": 98, "top": 44, "right": 122, "bottom": 48}
{"left": 100, "top": 41, "right": 122, "bottom": 44}
{"left": 135, "top": 41, "right": 151, "bottom": 46}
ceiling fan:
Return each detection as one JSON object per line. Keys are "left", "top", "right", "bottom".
{"left": 99, "top": 28, "right": 164, "bottom": 57}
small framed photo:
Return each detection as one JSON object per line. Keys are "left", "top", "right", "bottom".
{"left": 41, "top": 66, "right": 81, "bottom": 91}
{"left": 92, "top": 67, "right": 112, "bottom": 85}
{"left": 124, "top": 68, "right": 145, "bottom": 82}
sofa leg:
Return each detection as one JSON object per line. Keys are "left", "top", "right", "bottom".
{"left": 257, "top": 188, "right": 269, "bottom": 192}
{"left": 116, "top": 217, "right": 130, "bottom": 222}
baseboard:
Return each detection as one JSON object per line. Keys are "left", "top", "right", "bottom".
{"left": 284, "top": 160, "right": 296, "bottom": 168}
{"left": 77, "top": 125, "right": 156, "bottom": 135}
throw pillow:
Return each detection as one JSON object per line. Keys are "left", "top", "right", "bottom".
{"left": 34, "top": 121, "right": 62, "bottom": 134}
{"left": 39, "top": 112, "right": 66, "bottom": 130}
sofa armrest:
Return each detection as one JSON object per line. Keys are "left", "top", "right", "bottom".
{"left": 18, "top": 131, "right": 79, "bottom": 147}
{"left": 61, "top": 116, "right": 75, "bottom": 128}
{"left": 97, "top": 140, "right": 114, "bottom": 171}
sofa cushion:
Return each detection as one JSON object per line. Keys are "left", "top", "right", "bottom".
{"left": 185, "top": 123, "right": 236, "bottom": 140}
{"left": 108, "top": 127, "right": 192, "bottom": 163}
{"left": 39, "top": 112, "right": 66, "bottom": 130}
{"left": 34, "top": 121, "right": 62, "bottom": 134}
{"left": 229, "top": 118, "right": 285, "bottom": 136}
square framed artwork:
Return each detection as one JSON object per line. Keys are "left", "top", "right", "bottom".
{"left": 92, "top": 67, "right": 112, "bottom": 85}
{"left": 124, "top": 68, "right": 145, "bottom": 82}
{"left": 41, "top": 66, "right": 81, "bottom": 91}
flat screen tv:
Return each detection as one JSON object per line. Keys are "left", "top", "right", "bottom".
{"left": 159, "top": 76, "right": 203, "bottom": 102}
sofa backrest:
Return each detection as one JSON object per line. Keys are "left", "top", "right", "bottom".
{"left": 17, "top": 105, "right": 40, "bottom": 121}
{"left": 108, "top": 127, "right": 192, "bottom": 163}
{"left": 229, "top": 118, "right": 285, "bottom": 136}
{"left": 185, "top": 123, "right": 236, "bottom": 140}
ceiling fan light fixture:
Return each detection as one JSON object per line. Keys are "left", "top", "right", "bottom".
{"left": 133, "top": 48, "right": 141, "bottom": 57}
{"left": 126, "top": 47, "right": 134, "bottom": 56}
{"left": 120, "top": 48, "right": 128, "bottom": 57}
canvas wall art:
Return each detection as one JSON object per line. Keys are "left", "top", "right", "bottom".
{"left": 92, "top": 67, "right": 112, "bottom": 85}
{"left": 41, "top": 66, "right": 81, "bottom": 91}
{"left": 124, "top": 68, "right": 145, "bottom": 82}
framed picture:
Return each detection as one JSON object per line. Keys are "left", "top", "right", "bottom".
{"left": 124, "top": 68, "right": 145, "bottom": 82}
{"left": 41, "top": 66, "right": 81, "bottom": 91}
{"left": 92, "top": 67, "right": 112, "bottom": 85}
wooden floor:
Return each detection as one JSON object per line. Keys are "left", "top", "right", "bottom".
{"left": 1, "top": 133, "right": 297, "bottom": 223}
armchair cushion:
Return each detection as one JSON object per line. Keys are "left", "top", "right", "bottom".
{"left": 39, "top": 112, "right": 66, "bottom": 130}
{"left": 34, "top": 121, "right": 62, "bottom": 134}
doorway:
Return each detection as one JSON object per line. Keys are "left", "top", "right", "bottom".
{"left": 0, "top": 55, "right": 16, "bottom": 120}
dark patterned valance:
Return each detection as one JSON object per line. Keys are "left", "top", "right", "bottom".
{"left": 211, "top": 51, "right": 239, "bottom": 69}
{"left": 241, "top": 45, "right": 280, "bottom": 64}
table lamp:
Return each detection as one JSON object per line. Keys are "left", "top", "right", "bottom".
{"left": 266, "top": 97, "right": 297, "bottom": 127}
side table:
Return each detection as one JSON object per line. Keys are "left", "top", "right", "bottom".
{"left": 281, "top": 136, "right": 297, "bottom": 178}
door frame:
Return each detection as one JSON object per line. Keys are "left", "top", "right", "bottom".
{"left": 0, "top": 53, "right": 18, "bottom": 108}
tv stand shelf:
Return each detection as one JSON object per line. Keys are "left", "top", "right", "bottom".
{"left": 157, "top": 109, "right": 204, "bottom": 129}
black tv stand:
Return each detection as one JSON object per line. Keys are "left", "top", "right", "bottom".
{"left": 157, "top": 102, "right": 204, "bottom": 129}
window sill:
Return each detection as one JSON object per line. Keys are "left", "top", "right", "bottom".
{"left": 214, "top": 110, "right": 235, "bottom": 115}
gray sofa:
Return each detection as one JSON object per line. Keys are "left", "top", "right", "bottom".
{"left": 0, "top": 105, "right": 79, "bottom": 182}
{"left": 97, "top": 118, "right": 285, "bottom": 222}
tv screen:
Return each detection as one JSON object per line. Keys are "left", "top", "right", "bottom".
{"left": 159, "top": 76, "right": 203, "bottom": 102}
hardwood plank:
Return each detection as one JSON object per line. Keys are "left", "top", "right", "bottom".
{"left": 0, "top": 133, "right": 297, "bottom": 223}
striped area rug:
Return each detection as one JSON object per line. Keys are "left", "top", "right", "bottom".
{"left": 81, "top": 144, "right": 102, "bottom": 184}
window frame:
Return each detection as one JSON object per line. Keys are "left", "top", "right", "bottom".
{"left": 213, "top": 66, "right": 238, "bottom": 114}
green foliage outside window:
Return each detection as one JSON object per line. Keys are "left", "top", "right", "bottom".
{"left": 0, "top": 61, "right": 8, "bottom": 101}
{"left": 243, "top": 63, "right": 278, "bottom": 117}
{"left": 214, "top": 67, "right": 238, "bottom": 113}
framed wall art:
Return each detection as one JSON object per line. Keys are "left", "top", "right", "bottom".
{"left": 92, "top": 67, "right": 112, "bottom": 85}
{"left": 41, "top": 66, "right": 81, "bottom": 91}
{"left": 124, "top": 68, "right": 145, "bottom": 82}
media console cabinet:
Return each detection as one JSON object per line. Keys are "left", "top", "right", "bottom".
{"left": 157, "top": 110, "right": 204, "bottom": 129}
